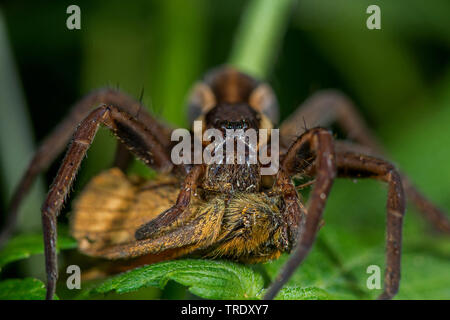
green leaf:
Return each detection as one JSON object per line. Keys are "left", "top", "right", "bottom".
{"left": 0, "top": 278, "right": 58, "bottom": 300}
{"left": 88, "top": 259, "right": 264, "bottom": 300}
{"left": 0, "top": 232, "right": 77, "bottom": 271}
{"left": 275, "top": 286, "right": 331, "bottom": 300}
{"left": 263, "top": 239, "right": 367, "bottom": 300}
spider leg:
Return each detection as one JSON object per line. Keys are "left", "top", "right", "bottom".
{"left": 0, "top": 89, "right": 172, "bottom": 248}
{"left": 112, "top": 141, "right": 135, "bottom": 170}
{"left": 334, "top": 151, "right": 405, "bottom": 299}
{"left": 134, "top": 164, "right": 204, "bottom": 240}
{"left": 264, "top": 127, "right": 336, "bottom": 300}
{"left": 279, "top": 90, "right": 449, "bottom": 233}
{"left": 41, "top": 105, "right": 172, "bottom": 299}
{"left": 265, "top": 132, "right": 405, "bottom": 299}
{"left": 279, "top": 90, "right": 382, "bottom": 152}
{"left": 334, "top": 140, "right": 450, "bottom": 233}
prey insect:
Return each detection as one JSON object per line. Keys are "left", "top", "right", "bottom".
{"left": 1, "top": 66, "right": 449, "bottom": 300}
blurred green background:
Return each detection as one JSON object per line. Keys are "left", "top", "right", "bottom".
{"left": 0, "top": 0, "right": 449, "bottom": 299}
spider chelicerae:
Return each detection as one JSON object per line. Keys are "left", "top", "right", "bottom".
{"left": 1, "top": 66, "right": 449, "bottom": 300}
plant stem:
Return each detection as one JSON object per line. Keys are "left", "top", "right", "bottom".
{"left": 229, "top": 0, "right": 294, "bottom": 79}
{"left": 0, "top": 10, "right": 44, "bottom": 233}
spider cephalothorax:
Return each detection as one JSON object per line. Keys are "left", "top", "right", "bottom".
{"left": 1, "top": 66, "right": 449, "bottom": 300}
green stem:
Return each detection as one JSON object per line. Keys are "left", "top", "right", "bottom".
{"left": 229, "top": 0, "right": 294, "bottom": 79}
{"left": 0, "top": 10, "right": 44, "bottom": 233}
{"left": 0, "top": 9, "right": 45, "bottom": 280}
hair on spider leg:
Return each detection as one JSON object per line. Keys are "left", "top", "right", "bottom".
{"left": 136, "top": 91, "right": 158, "bottom": 118}
{"left": 296, "top": 179, "right": 316, "bottom": 190}
{"left": 302, "top": 116, "right": 308, "bottom": 132}
{"left": 138, "top": 86, "right": 145, "bottom": 104}
{"left": 104, "top": 81, "right": 119, "bottom": 93}
{"left": 135, "top": 86, "right": 145, "bottom": 120}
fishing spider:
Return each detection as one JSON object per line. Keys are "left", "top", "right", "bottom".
{"left": 1, "top": 66, "right": 449, "bottom": 300}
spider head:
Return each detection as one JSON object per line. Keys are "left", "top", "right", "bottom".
{"left": 186, "top": 67, "right": 280, "bottom": 192}
{"left": 205, "top": 102, "right": 260, "bottom": 134}
{"left": 187, "top": 66, "right": 279, "bottom": 126}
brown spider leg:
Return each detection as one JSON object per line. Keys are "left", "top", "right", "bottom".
{"left": 279, "top": 90, "right": 450, "bottom": 233}
{"left": 334, "top": 151, "right": 405, "bottom": 300}
{"left": 264, "top": 127, "right": 336, "bottom": 300}
{"left": 279, "top": 90, "right": 382, "bottom": 152}
{"left": 134, "top": 164, "right": 204, "bottom": 240}
{"left": 112, "top": 141, "right": 134, "bottom": 170}
{"left": 41, "top": 105, "right": 173, "bottom": 300}
{"left": 0, "top": 88, "right": 172, "bottom": 248}
{"left": 334, "top": 140, "right": 450, "bottom": 233}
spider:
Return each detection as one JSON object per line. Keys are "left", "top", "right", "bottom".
{"left": 1, "top": 66, "right": 449, "bottom": 300}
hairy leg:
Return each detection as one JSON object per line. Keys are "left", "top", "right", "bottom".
{"left": 134, "top": 164, "right": 204, "bottom": 240}
{"left": 264, "top": 127, "right": 336, "bottom": 299}
{"left": 0, "top": 89, "right": 172, "bottom": 247}
{"left": 334, "top": 140, "right": 450, "bottom": 233}
{"left": 265, "top": 139, "right": 405, "bottom": 299}
{"left": 334, "top": 151, "right": 405, "bottom": 299}
{"left": 112, "top": 141, "right": 134, "bottom": 170}
{"left": 279, "top": 90, "right": 382, "bottom": 151}
{"left": 279, "top": 90, "right": 449, "bottom": 233}
{"left": 41, "top": 105, "right": 172, "bottom": 299}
